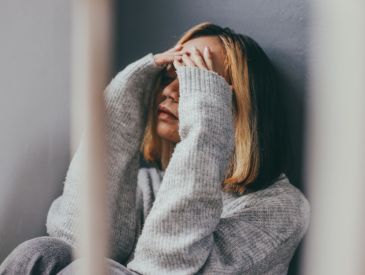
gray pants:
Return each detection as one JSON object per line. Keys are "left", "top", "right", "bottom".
{"left": 0, "top": 237, "right": 139, "bottom": 275}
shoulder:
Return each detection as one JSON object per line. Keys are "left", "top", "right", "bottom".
{"left": 224, "top": 173, "right": 311, "bottom": 243}
{"left": 251, "top": 174, "right": 310, "bottom": 215}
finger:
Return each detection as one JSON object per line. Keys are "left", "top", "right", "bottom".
{"left": 157, "top": 46, "right": 186, "bottom": 67}
{"left": 182, "top": 53, "right": 195, "bottom": 67}
{"left": 190, "top": 46, "right": 208, "bottom": 69}
{"left": 174, "top": 47, "right": 191, "bottom": 56}
{"left": 173, "top": 56, "right": 183, "bottom": 69}
{"left": 160, "top": 51, "right": 182, "bottom": 66}
{"left": 164, "top": 45, "right": 186, "bottom": 61}
{"left": 174, "top": 44, "right": 183, "bottom": 50}
{"left": 203, "top": 46, "right": 214, "bottom": 71}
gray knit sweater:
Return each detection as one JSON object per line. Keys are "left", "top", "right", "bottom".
{"left": 46, "top": 52, "right": 311, "bottom": 275}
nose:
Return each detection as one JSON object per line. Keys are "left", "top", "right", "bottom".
{"left": 161, "top": 86, "right": 179, "bottom": 103}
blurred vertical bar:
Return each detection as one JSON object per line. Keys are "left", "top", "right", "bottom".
{"left": 71, "top": 0, "right": 112, "bottom": 274}
{"left": 302, "top": 0, "right": 365, "bottom": 274}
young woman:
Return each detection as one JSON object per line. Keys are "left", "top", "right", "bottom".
{"left": 0, "top": 22, "right": 310, "bottom": 275}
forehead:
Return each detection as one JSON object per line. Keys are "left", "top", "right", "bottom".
{"left": 182, "top": 36, "right": 223, "bottom": 51}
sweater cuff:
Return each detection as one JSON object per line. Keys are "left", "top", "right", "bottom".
{"left": 175, "top": 66, "right": 231, "bottom": 99}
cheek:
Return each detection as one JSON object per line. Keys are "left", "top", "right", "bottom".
{"left": 156, "top": 119, "right": 179, "bottom": 137}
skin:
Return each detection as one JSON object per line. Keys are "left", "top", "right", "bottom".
{"left": 153, "top": 36, "right": 233, "bottom": 145}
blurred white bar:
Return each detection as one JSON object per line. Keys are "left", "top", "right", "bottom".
{"left": 71, "top": 0, "right": 112, "bottom": 274}
{"left": 303, "top": 0, "right": 365, "bottom": 275}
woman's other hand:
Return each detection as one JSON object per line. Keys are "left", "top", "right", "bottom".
{"left": 153, "top": 44, "right": 184, "bottom": 68}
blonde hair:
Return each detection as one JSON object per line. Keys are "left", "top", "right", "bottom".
{"left": 140, "top": 22, "right": 288, "bottom": 195}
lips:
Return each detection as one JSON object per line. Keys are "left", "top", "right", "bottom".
{"left": 158, "top": 105, "right": 178, "bottom": 120}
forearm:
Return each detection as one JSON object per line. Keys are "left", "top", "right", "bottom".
{"left": 46, "top": 52, "right": 164, "bottom": 263}
{"left": 127, "top": 66, "right": 235, "bottom": 274}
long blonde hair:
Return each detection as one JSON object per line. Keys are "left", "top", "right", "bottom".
{"left": 140, "top": 21, "right": 288, "bottom": 195}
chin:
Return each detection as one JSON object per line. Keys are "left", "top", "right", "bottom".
{"left": 156, "top": 121, "right": 180, "bottom": 143}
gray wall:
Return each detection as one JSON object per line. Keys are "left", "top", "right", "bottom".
{"left": 0, "top": 0, "right": 71, "bottom": 262}
{"left": 114, "top": 1, "right": 309, "bottom": 274}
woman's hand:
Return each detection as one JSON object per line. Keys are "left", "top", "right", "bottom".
{"left": 153, "top": 44, "right": 184, "bottom": 68}
{"left": 173, "top": 45, "right": 233, "bottom": 91}
{"left": 173, "top": 45, "right": 215, "bottom": 73}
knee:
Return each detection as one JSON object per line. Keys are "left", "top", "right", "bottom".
{"left": 8, "top": 236, "right": 73, "bottom": 260}
{"left": 0, "top": 236, "right": 73, "bottom": 275}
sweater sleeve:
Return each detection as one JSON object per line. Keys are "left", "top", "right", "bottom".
{"left": 126, "top": 66, "right": 236, "bottom": 274}
{"left": 45, "top": 52, "right": 164, "bottom": 264}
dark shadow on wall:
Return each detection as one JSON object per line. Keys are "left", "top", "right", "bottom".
{"left": 274, "top": 60, "right": 308, "bottom": 275}
{"left": 274, "top": 59, "right": 308, "bottom": 194}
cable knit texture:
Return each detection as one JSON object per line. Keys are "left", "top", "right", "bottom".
{"left": 46, "top": 52, "right": 311, "bottom": 275}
